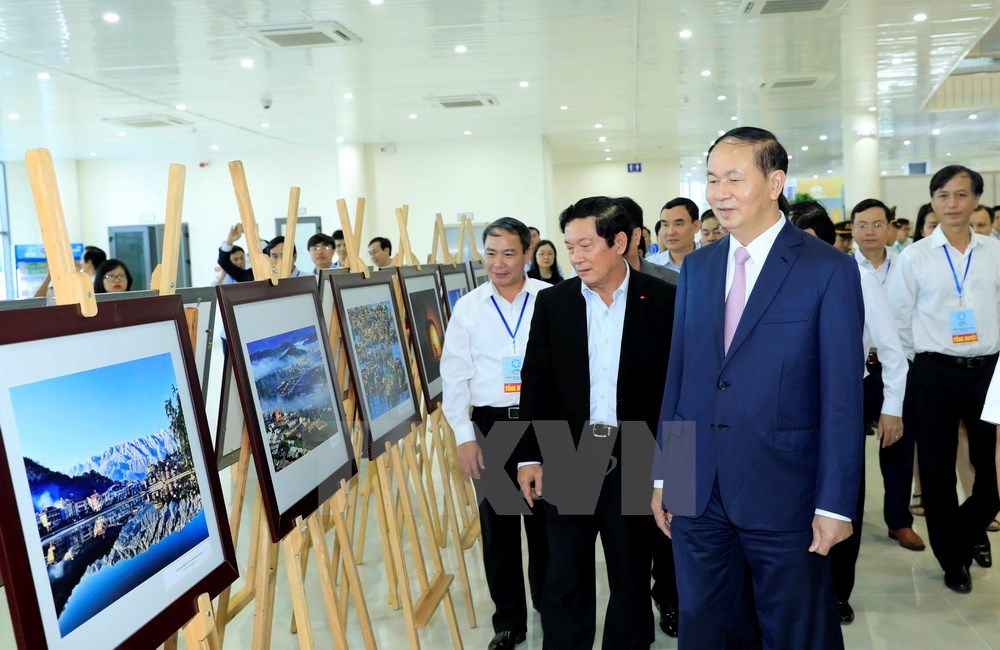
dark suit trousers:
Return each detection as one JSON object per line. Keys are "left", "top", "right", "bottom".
{"left": 672, "top": 481, "right": 842, "bottom": 650}
{"left": 829, "top": 435, "right": 865, "bottom": 603}
{"left": 472, "top": 408, "right": 548, "bottom": 635}
{"left": 651, "top": 521, "right": 677, "bottom": 608}
{"left": 904, "top": 354, "right": 1000, "bottom": 572}
{"left": 540, "top": 466, "right": 653, "bottom": 650}
{"left": 864, "top": 362, "right": 915, "bottom": 530}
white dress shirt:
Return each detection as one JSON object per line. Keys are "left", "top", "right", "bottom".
{"left": 888, "top": 226, "right": 1000, "bottom": 360}
{"left": 649, "top": 244, "right": 698, "bottom": 274}
{"left": 980, "top": 362, "right": 1000, "bottom": 424}
{"left": 440, "top": 277, "right": 549, "bottom": 445}
{"left": 854, "top": 247, "right": 898, "bottom": 287}
{"left": 859, "top": 270, "right": 908, "bottom": 417}
{"left": 582, "top": 262, "right": 630, "bottom": 426}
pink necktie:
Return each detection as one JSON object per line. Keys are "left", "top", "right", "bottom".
{"left": 724, "top": 247, "right": 750, "bottom": 354}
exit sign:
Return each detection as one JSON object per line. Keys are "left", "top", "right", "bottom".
{"left": 627, "top": 162, "right": 642, "bottom": 173}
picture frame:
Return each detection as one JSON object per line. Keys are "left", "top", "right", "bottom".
{"left": 467, "top": 260, "right": 488, "bottom": 288}
{"left": 213, "top": 354, "right": 245, "bottom": 471}
{"left": 397, "top": 266, "right": 448, "bottom": 411}
{"left": 216, "top": 276, "right": 357, "bottom": 542}
{"left": 438, "top": 263, "right": 473, "bottom": 319}
{"left": 0, "top": 297, "right": 46, "bottom": 312}
{"left": 175, "top": 287, "right": 217, "bottom": 400}
{"left": 0, "top": 296, "right": 237, "bottom": 650}
{"left": 330, "top": 270, "right": 421, "bottom": 459}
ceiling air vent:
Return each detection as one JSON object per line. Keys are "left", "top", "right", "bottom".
{"left": 241, "top": 21, "right": 361, "bottom": 49}
{"left": 105, "top": 115, "right": 193, "bottom": 128}
{"left": 738, "top": 0, "right": 845, "bottom": 16}
{"left": 427, "top": 94, "right": 499, "bottom": 109}
{"left": 759, "top": 73, "right": 834, "bottom": 90}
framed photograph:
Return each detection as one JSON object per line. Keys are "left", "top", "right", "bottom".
{"left": 467, "top": 260, "right": 488, "bottom": 288}
{"left": 0, "top": 297, "right": 46, "bottom": 312}
{"left": 331, "top": 271, "right": 421, "bottom": 458}
{"left": 176, "top": 287, "right": 217, "bottom": 399}
{"left": 397, "top": 266, "right": 447, "bottom": 410}
{"left": 0, "top": 296, "right": 237, "bottom": 650}
{"left": 217, "top": 276, "right": 356, "bottom": 542}
{"left": 94, "top": 289, "right": 159, "bottom": 303}
{"left": 213, "top": 355, "right": 245, "bottom": 471}
{"left": 438, "top": 263, "right": 473, "bottom": 318}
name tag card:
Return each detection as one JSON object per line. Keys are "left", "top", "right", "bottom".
{"left": 949, "top": 309, "right": 979, "bottom": 344}
{"left": 503, "top": 355, "right": 524, "bottom": 393}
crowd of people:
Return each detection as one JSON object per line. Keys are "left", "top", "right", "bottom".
{"left": 442, "top": 125, "right": 1000, "bottom": 650}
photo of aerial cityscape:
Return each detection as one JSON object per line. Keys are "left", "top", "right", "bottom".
{"left": 11, "top": 352, "right": 207, "bottom": 637}
{"left": 245, "top": 325, "right": 340, "bottom": 473}
{"left": 346, "top": 300, "right": 413, "bottom": 420}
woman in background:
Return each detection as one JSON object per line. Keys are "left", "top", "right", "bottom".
{"left": 93, "top": 259, "right": 133, "bottom": 294}
{"left": 913, "top": 203, "right": 939, "bottom": 243}
{"left": 527, "top": 239, "right": 563, "bottom": 285}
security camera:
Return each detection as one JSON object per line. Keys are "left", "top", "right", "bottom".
{"left": 260, "top": 95, "right": 272, "bottom": 110}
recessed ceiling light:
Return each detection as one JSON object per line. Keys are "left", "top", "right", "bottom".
{"left": 598, "top": 136, "right": 607, "bottom": 142}
{"left": 559, "top": 105, "right": 568, "bottom": 110}
{"left": 801, "top": 145, "right": 809, "bottom": 151}
{"left": 868, "top": 106, "right": 877, "bottom": 112}
{"left": 788, "top": 155, "right": 793, "bottom": 160}
{"left": 813, "top": 174, "right": 819, "bottom": 179}
{"left": 701, "top": 70, "right": 711, "bottom": 77}
{"left": 819, "top": 134, "right": 828, "bottom": 141}
{"left": 240, "top": 58, "right": 254, "bottom": 69}
{"left": 594, "top": 123, "right": 602, "bottom": 129}
{"left": 730, "top": 116, "right": 738, "bottom": 121}
{"left": 116, "top": 130, "right": 126, "bottom": 137}
{"left": 903, "top": 140, "right": 911, "bottom": 145}
{"left": 210, "top": 144, "right": 219, "bottom": 151}
{"left": 89, "top": 152, "right": 97, "bottom": 157}
{"left": 913, "top": 13, "right": 927, "bottom": 22}
{"left": 891, "top": 57, "right": 903, "bottom": 65}
{"left": 102, "top": 12, "right": 120, "bottom": 23}
{"left": 408, "top": 113, "right": 417, "bottom": 119}
{"left": 519, "top": 81, "right": 529, "bottom": 88}
{"left": 260, "top": 122, "right": 270, "bottom": 128}
{"left": 463, "top": 130, "right": 472, "bottom": 135}
{"left": 702, "top": 151, "right": 709, "bottom": 156}
{"left": 605, "top": 157, "right": 612, "bottom": 161}
{"left": 827, "top": 170, "right": 833, "bottom": 174}
{"left": 718, "top": 130, "right": 725, "bottom": 136}
{"left": 946, "top": 152, "right": 952, "bottom": 156}
{"left": 6, "top": 113, "right": 19, "bottom": 121}
{"left": 336, "top": 136, "right": 345, "bottom": 143}
{"left": 717, "top": 95, "right": 726, "bottom": 101}
{"left": 969, "top": 114, "right": 978, "bottom": 120}
{"left": 369, "top": 0, "right": 384, "bottom": 4}
{"left": 931, "top": 128, "right": 940, "bottom": 135}
{"left": 881, "top": 171, "right": 887, "bottom": 176}
{"left": 454, "top": 44, "right": 467, "bottom": 54}
{"left": 343, "top": 92, "right": 354, "bottom": 99}
{"left": 175, "top": 103, "right": 186, "bottom": 111}
{"left": 690, "top": 166, "right": 697, "bottom": 171}
{"left": 679, "top": 29, "right": 692, "bottom": 39}
{"left": 36, "top": 72, "right": 50, "bottom": 81}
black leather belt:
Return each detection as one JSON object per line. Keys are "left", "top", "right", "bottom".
{"left": 472, "top": 405, "right": 519, "bottom": 420}
{"left": 916, "top": 351, "right": 999, "bottom": 369}
{"left": 590, "top": 423, "right": 618, "bottom": 438}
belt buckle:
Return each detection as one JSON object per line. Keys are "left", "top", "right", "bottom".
{"left": 969, "top": 357, "right": 984, "bottom": 369}
{"left": 507, "top": 407, "right": 519, "bottom": 419}
{"left": 592, "top": 423, "right": 613, "bottom": 438}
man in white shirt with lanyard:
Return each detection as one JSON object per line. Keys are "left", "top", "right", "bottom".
{"left": 888, "top": 164, "right": 1000, "bottom": 594}
{"left": 441, "top": 217, "right": 549, "bottom": 650}
{"left": 850, "top": 199, "right": 925, "bottom": 554}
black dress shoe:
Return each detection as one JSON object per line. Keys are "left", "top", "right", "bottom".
{"left": 658, "top": 602, "right": 678, "bottom": 638}
{"left": 837, "top": 601, "right": 855, "bottom": 624}
{"left": 488, "top": 630, "right": 526, "bottom": 650}
{"left": 973, "top": 538, "right": 993, "bottom": 568}
{"left": 944, "top": 566, "right": 972, "bottom": 594}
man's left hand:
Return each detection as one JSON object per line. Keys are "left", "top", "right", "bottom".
{"left": 877, "top": 414, "right": 903, "bottom": 448}
{"left": 808, "top": 514, "right": 853, "bottom": 555}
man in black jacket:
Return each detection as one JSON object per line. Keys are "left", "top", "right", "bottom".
{"left": 515, "top": 196, "right": 675, "bottom": 649}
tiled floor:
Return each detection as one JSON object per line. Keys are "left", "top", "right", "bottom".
{"left": 4, "top": 435, "right": 1000, "bottom": 649}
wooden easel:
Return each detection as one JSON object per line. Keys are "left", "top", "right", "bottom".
{"left": 26, "top": 150, "right": 221, "bottom": 650}
{"left": 392, "top": 204, "right": 422, "bottom": 268}
{"left": 427, "top": 213, "right": 456, "bottom": 266}
{"left": 453, "top": 217, "right": 482, "bottom": 263}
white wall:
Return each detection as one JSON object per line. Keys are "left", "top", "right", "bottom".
{"left": 551, "top": 158, "right": 682, "bottom": 238}
{"left": 6, "top": 158, "right": 82, "bottom": 246}
{"left": 363, "top": 137, "right": 549, "bottom": 258}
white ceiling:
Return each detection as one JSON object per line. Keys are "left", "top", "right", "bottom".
{"left": 0, "top": 0, "right": 996, "bottom": 177}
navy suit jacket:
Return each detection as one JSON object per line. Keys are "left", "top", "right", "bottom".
{"left": 655, "top": 220, "right": 865, "bottom": 531}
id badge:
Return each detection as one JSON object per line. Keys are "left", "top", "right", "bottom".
{"left": 502, "top": 356, "right": 524, "bottom": 393}
{"left": 949, "top": 309, "right": 979, "bottom": 344}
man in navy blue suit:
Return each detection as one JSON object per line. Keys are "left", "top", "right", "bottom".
{"left": 651, "top": 127, "right": 865, "bottom": 649}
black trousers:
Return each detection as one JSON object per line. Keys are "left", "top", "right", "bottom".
{"left": 540, "top": 460, "right": 654, "bottom": 650}
{"left": 829, "top": 441, "right": 865, "bottom": 602}
{"left": 651, "top": 521, "right": 677, "bottom": 609}
{"left": 864, "top": 362, "right": 916, "bottom": 530}
{"left": 904, "top": 353, "right": 1000, "bottom": 572}
{"left": 471, "top": 407, "right": 547, "bottom": 635}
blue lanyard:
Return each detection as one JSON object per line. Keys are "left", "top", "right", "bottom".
{"left": 943, "top": 247, "right": 973, "bottom": 305}
{"left": 490, "top": 293, "right": 529, "bottom": 353}
{"left": 879, "top": 259, "right": 891, "bottom": 285}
